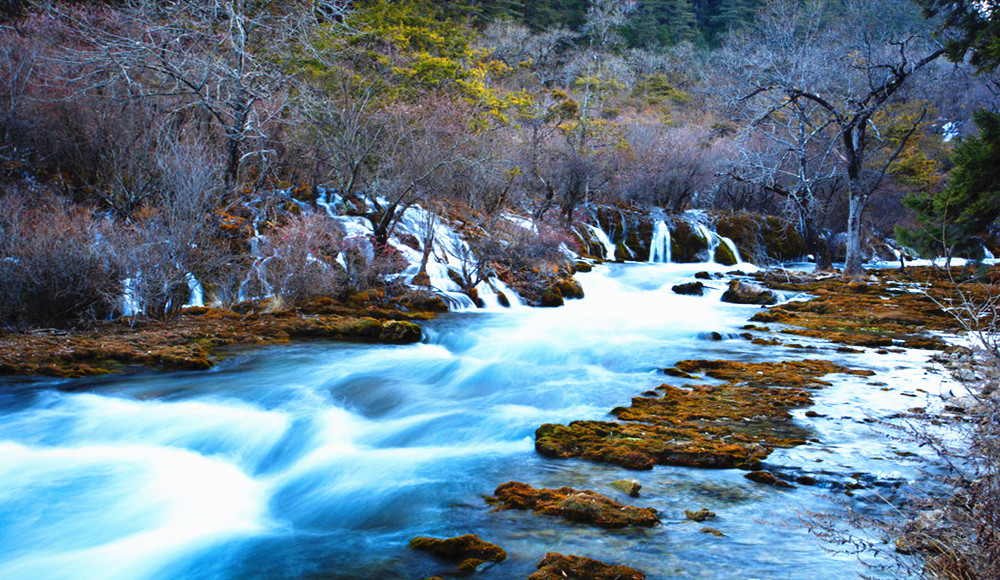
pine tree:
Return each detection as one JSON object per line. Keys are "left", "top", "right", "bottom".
{"left": 623, "top": 0, "right": 701, "bottom": 48}
{"left": 898, "top": 110, "right": 1000, "bottom": 259}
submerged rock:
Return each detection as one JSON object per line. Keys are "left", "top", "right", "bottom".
{"left": 409, "top": 534, "right": 506, "bottom": 573}
{"left": 700, "top": 527, "right": 726, "bottom": 537}
{"left": 744, "top": 470, "right": 795, "bottom": 488}
{"left": 721, "top": 279, "right": 778, "bottom": 305}
{"left": 672, "top": 281, "right": 706, "bottom": 296}
{"left": 610, "top": 479, "right": 642, "bottom": 497}
{"left": 486, "top": 481, "right": 659, "bottom": 529}
{"left": 684, "top": 507, "right": 716, "bottom": 522}
{"left": 528, "top": 553, "right": 646, "bottom": 580}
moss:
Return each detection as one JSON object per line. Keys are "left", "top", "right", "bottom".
{"left": 714, "top": 211, "right": 808, "bottom": 261}
{"left": 714, "top": 242, "right": 738, "bottom": 266}
{"left": 539, "top": 287, "right": 565, "bottom": 307}
{"left": 669, "top": 220, "right": 709, "bottom": 263}
{"left": 529, "top": 553, "right": 646, "bottom": 580}
{"left": 684, "top": 507, "right": 716, "bottom": 522}
{"left": 487, "top": 481, "right": 659, "bottom": 529}
{"left": 409, "top": 534, "right": 505, "bottom": 574}
{"left": 745, "top": 470, "right": 795, "bottom": 488}
{"left": 536, "top": 359, "right": 871, "bottom": 472}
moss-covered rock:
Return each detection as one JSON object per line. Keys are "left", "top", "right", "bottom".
{"left": 528, "top": 553, "right": 646, "bottom": 580}
{"left": 684, "top": 507, "right": 716, "bottom": 522}
{"left": 721, "top": 279, "right": 778, "bottom": 305}
{"left": 539, "top": 287, "right": 565, "bottom": 307}
{"left": 744, "top": 470, "right": 795, "bottom": 488}
{"left": 672, "top": 281, "right": 705, "bottom": 296}
{"left": 409, "top": 534, "right": 506, "bottom": 573}
{"left": 535, "top": 359, "right": 871, "bottom": 472}
{"left": 486, "top": 481, "right": 659, "bottom": 529}
{"left": 714, "top": 241, "right": 738, "bottom": 266}
{"left": 669, "top": 220, "right": 710, "bottom": 263}
{"left": 714, "top": 211, "right": 808, "bottom": 262}
{"left": 555, "top": 277, "right": 585, "bottom": 300}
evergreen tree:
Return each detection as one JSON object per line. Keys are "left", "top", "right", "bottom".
{"left": 898, "top": 110, "right": 1000, "bottom": 258}
{"left": 623, "top": 0, "right": 701, "bottom": 48}
{"left": 919, "top": 0, "right": 1000, "bottom": 72}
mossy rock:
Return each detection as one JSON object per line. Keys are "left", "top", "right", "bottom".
{"left": 378, "top": 320, "right": 422, "bottom": 344}
{"left": 409, "top": 534, "right": 506, "bottom": 573}
{"left": 714, "top": 211, "right": 807, "bottom": 262}
{"left": 539, "top": 287, "right": 564, "bottom": 307}
{"left": 668, "top": 220, "right": 710, "bottom": 263}
{"left": 714, "top": 241, "right": 738, "bottom": 266}
{"left": 487, "top": 481, "right": 659, "bottom": 529}
{"left": 672, "top": 281, "right": 705, "bottom": 296}
{"left": 529, "top": 553, "right": 646, "bottom": 580}
{"left": 555, "top": 278, "right": 585, "bottom": 300}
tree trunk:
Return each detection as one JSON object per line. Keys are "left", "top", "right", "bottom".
{"left": 843, "top": 190, "right": 866, "bottom": 278}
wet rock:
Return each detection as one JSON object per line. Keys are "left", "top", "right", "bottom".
{"left": 744, "top": 471, "right": 795, "bottom": 488}
{"left": 610, "top": 479, "right": 642, "bottom": 497}
{"left": 795, "top": 475, "right": 818, "bottom": 485}
{"left": 714, "top": 212, "right": 807, "bottom": 262}
{"left": 684, "top": 507, "right": 716, "bottom": 522}
{"left": 487, "top": 481, "right": 659, "bottom": 529}
{"left": 721, "top": 279, "right": 778, "bottom": 306}
{"left": 409, "top": 534, "right": 506, "bottom": 573}
{"left": 714, "top": 242, "right": 738, "bottom": 266}
{"left": 672, "top": 281, "right": 706, "bottom": 296}
{"left": 496, "top": 292, "right": 510, "bottom": 308}
{"left": 662, "top": 366, "right": 697, "bottom": 379}
{"left": 694, "top": 271, "right": 715, "bottom": 280}
{"left": 555, "top": 278, "right": 585, "bottom": 300}
{"left": 539, "top": 288, "right": 564, "bottom": 307}
{"left": 573, "top": 261, "right": 593, "bottom": 273}
{"left": 528, "top": 553, "right": 646, "bottom": 580}
{"left": 700, "top": 527, "right": 726, "bottom": 537}
{"left": 378, "top": 320, "right": 423, "bottom": 344}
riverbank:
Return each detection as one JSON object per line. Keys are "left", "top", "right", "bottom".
{"left": 0, "top": 300, "right": 428, "bottom": 377}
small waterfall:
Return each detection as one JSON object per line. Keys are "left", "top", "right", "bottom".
{"left": 184, "top": 274, "right": 205, "bottom": 308}
{"left": 984, "top": 245, "right": 996, "bottom": 260}
{"left": 719, "top": 235, "right": 742, "bottom": 263}
{"left": 648, "top": 220, "right": 672, "bottom": 263}
{"left": 584, "top": 223, "right": 617, "bottom": 261}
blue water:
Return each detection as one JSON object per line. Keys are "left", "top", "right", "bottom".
{"left": 0, "top": 263, "right": 946, "bottom": 579}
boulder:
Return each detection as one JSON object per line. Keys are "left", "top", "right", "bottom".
{"left": 409, "top": 534, "right": 506, "bottom": 573}
{"left": 672, "top": 281, "right": 705, "bottom": 296}
{"left": 721, "top": 279, "right": 778, "bottom": 305}
{"left": 486, "top": 481, "right": 659, "bottom": 529}
{"left": 529, "top": 553, "right": 646, "bottom": 580}
{"left": 684, "top": 507, "right": 716, "bottom": 522}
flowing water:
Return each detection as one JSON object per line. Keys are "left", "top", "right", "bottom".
{"left": 0, "top": 263, "right": 954, "bottom": 579}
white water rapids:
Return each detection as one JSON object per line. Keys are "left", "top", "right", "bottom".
{"left": 0, "top": 262, "right": 957, "bottom": 579}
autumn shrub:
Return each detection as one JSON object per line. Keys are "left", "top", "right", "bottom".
{"left": 258, "top": 212, "right": 347, "bottom": 306}
{"left": 0, "top": 191, "right": 121, "bottom": 330}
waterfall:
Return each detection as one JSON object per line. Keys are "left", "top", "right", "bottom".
{"left": 648, "top": 220, "right": 672, "bottom": 263}
{"left": 984, "top": 245, "right": 996, "bottom": 260}
{"left": 583, "top": 223, "right": 617, "bottom": 261}
{"left": 719, "top": 236, "right": 742, "bottom": 264}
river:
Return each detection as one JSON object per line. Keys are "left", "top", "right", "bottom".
{"left": 0, "top": 262, "right": 952, "bottom": 579}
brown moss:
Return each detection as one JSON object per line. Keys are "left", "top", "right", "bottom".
{"left": 528, "top": 553, "right": 646, "bottom": 580}
{"left": 0, "top": 305, "right": 427, "bottom": 377}
{"left": 486, "top": 481, "right": 659, "bottom": 529}
{"left": 684, "top": 507, "right": 716, "bottom": 522}
{"left": 409, "top": 534, "right": 506, "bottom": 573}
{"left": 536, "top": 359, "right": 870, "bottom": 471}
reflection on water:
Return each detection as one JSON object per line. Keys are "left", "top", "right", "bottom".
{"left": 0, "top": 263, "right": 950, "bottom": 579}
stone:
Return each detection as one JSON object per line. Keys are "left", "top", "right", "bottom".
{"left": 721, "top": 279, "right": 778, "bottom": 305}
{"left": 700, "top": 527, "right": 726, "bottom": 537}
{"left": 486, "top": 481, "right": 659, "bottom": 529}
{"left": 744, "top": 470, "right": 795, "bottom": 488}
{"left": 684, "top": 507, "right": 716, "bottom": 522}
{"left": 610, "top": 479, "right": 642, "bottom": 497}
{"left": 672, "top": 281, "right": 706, "bottom": 296}
{"left": 528, "top": 553, "right": 646, "bottom": 580}
{"left": 539, "top": 288, "right": 564, "bottom": 307}
{"left": 409, "top": 534, "right": 506, "bottom": 573}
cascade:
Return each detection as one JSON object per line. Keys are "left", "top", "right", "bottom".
{"left": 583, "top": 223, "right": 617, "bottom": 261}
{"left": 648, "top": 220, "right": 672, "bottom": 263}
{"left": 985, "top": 245, "right": 996, "bottom": 260}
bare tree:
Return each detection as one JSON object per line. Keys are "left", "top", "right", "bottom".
{"left": 58, "top": 0, "right": 349, "bottom": 189}
{"left": 724, "top": 0, "right": 944, "bottom": 277}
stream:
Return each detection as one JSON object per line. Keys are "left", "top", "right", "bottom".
{"left": 0, "top": 262, "right": 956, "bottom": 579}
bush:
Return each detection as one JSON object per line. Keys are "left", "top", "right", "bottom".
{"left": 0, "top": 191, "right": 121, "bottom": 330}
